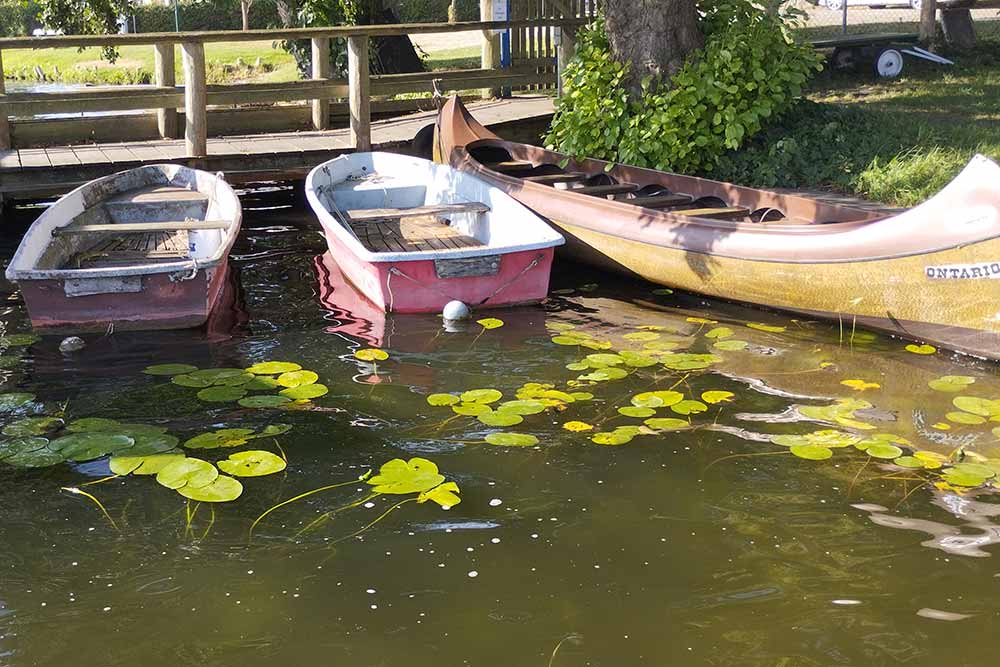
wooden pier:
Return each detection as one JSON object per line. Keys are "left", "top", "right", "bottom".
{"left": 0, "top": 10, "right": 592, "bottom": 201}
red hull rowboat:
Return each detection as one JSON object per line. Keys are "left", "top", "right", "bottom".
{"left": 6, "top": 165, "right": 242, "bottom": 333}
{"left": 306, "top": 152, "right": 563, "bottom": 314}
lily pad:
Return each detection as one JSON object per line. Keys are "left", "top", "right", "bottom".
{"left": 747, "top": 323, "right": 786, "bottom": 333}
{"left": 367, "top": 457, "right": 445, "bottom": 493}
{"left": 841, "top": 379, "right": 881, "bottom": 391}
{"left": 946, "top": 411, "right": 987, "bottom": 425}
{"left": 0, "top": 436, "right": 49, "bottom": 460}
{"left": 117, "top": 425, "right": 178, "bottom": 456}
{"left": 591, "top": 431, "right": 633, "bottom": 446}
{"left": 176, "top": 475, "right": 243, "bottom": 502}
{"left": 453, "top": 402, "right": 492, "bottom": 416}
{"left": 643, "top": 417, "right": 689, "bottom": 431}
{"left": 893, "top": 456, "right": 924, "bottom": 469}
{"left": 497, "top": 400, "right": 547, "bottom": 416}
{"left": 6, "top": 447, "right": 65, "bottom": 468}
{"left": 217, "top": 450, "right": 287, "bottom": 477}
{"left": 632, "top": 391, "right": 683, "bottom": 409}
{"left": 66, "top": 417, "right": 121, "bottom": 433}
{"left": 246, "top": 361, "right": 302, "bottom": 375}
{"left": 110, "top": 452, "right": 185, "bottom": 476}
{"left": 484, "top": 433, "right": 539, "bottom": 447}
{"left": 705, "top": 327, "right": 733, "bottom": 339}
{"left": 941, "top": 469, "right": 989, "bottom": 487}
{"left": 563, "top": 421, "right": 594, "bottom": 432}
{"left": 188, "top": 369, "right": 249, "bottom": 383}
{"left": 418, "top": 481, "right": 461, "bottom": 508}
{"left": 661, "top": 353, "right": 722, "bottom": 371}
{"left": 552, "top": 336, "right": 584, "bottom": 346}
{"left": 702, "top": 391, "right": 734, "bottom": 404}
{"left": 866, "top": 443, "right": 904, "bottom": 459}
{"left": 197, "top": 386, "right": 247, "bottom": 403}
{"left": 623, "top": 331, "right": 660, "bottom": 342}
{"left": 354, "top": 348, "right": 389, "bottom": 362}
{"left": 905, "top": 344, "right": 937, "bottom": 355}
{"left": 619, "top": 406, "right": 656, "bottom": 418}
{"left": 476, "top": 318, "right": 504, "bottom": 330}
{"left": 714, "top": 340, "right": 749, "bottom": 351}
{"left": 427, "top": 393, "right": 460, "bottom": 407}
{"left": 460, "top": 389, "right": 503, "bottom": 404}
{"left": 245, "top": 376, "right": 281, "bottom": 391}
{"left": 478, "top": 411, "right": 524, "bottom": 427}
{"left": 256, "top": 423, "right": 292, "bottom": 438}
{"left": 171, "top": 374, "right": 214, "bottom": 388}
{"left": 184, "top": 428, "right": 256, "bottom": 449}
{"left": 279, "top": 384, "right": 328, "bottom": 400}
{"left": 618, "top": 351, "right": 659, "bottom": 368}
{"left": 156, "top": 457, "right": 218, "bottom": 490}
{"left": 584, "top": 353, "right": 624, "bottom": 367}
{"left": 790, "top": 444, "right": 833, "bottom": 460}
{"left": 953, "top": 396, "right": 1000, "bottom": 417}
{"left": 238, "top": 395, "right": 292, "bottom": 409}
{"left": 143, "top": 363, "right": 198, "bottom": 376}
{"left": 671, "top": 400, "right": 707, "bottom": 416}
{"left": 213, "top": 372, "right": 255, "bottom": 387}
{"left": 0, "top": 393, "right": 35, "bottom": 411}
{"left": 2, "top": 417, "right": 63, "bottom": 437}
{"left": 50, "top": 432, "right": 135, "bottom": 462}
{"left": 928, "top": 376, "right": 976, "bottom": 393}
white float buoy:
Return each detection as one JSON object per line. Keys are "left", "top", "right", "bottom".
{"left": 442, "top": 300, "right": 470, "bottom": 321}
{"left": 59, "top": 336, "right": 85, "bottom": 353}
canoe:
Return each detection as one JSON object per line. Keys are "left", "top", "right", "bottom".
{"left": 6, "top": 164, "right": 242, "bottom": 332}
{"left": 435, "top": 95, "right": 1000, "bottom": 361}
{"left": 305, "top": 152, "right": 563, "bottom": 313}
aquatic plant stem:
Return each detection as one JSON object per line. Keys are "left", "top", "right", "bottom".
{"left": 703, "top": 450, "right": 790, "bottom": 473}
{"left": 60, "top": 486, "right": 119, "bottom": 532}
{"left": 249, "top": 475, "right": 371, "bottom": 540}
{"left": 79, "top": 474, "right": 119, "bottom": 487}
{"left": 847, "top": 457, "right": 871, "bottom": 499}
{"left": 331, "top": 497, "right": 417, "bottom": 545}
{"left": 200, "top": 506, "right": 216, "bottom": 541}
{"left": 273, "top": 438, "right": 288, "bottom": 463}
{"left": 293, "top": 492, "right": 381, "bottom": 538}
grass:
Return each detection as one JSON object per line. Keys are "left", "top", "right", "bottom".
{"left": 711, "top": 39, "right": 1000, "bottom": 206}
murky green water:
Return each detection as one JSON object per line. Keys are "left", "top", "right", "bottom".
{"left": 1, "top": 186, "right": 1000, "bottom": 666}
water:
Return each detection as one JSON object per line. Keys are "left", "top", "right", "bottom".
{"left": 1, "top": 187, "right": 1000, "bottom": 666}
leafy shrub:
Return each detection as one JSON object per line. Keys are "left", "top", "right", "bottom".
{"left": 134, "top": 0, "right": 276, "bottom": 33}
{"left": 386, "top": 0, "right": 478, "bottom": 23}
{"left": 545, "top": 1, "right": 823, "bottom": 174}
{"left": 0, "top": 0, "right": 41, "bottom": 36}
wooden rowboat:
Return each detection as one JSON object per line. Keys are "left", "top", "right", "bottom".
{"left": 435, "top": 95, "right": 1000, "bottom": 361}
{"left": 306, "top": 152, "right": 563, "bottom": 313}
{"left": 6, "top": 164, "right": 242, "bottom": 332}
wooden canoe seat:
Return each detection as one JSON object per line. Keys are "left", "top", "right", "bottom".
{"left": 625, "top": 194, "right": 693, "bottom": 209}
{"left": 52, "top": 221, "right": 230, "bottom": 237}
{"left": 484, "top": 160, "right": 534, "bottom": 174}
{"left": 674, "top": 207, "right": 750, "bottom": 220}
{"left": 571, "top": 183, "right": 639, "bottom": 197}
{"left": 524, "top": 172, "right": 587, "bottom": 185}
{"left": 346, "top": 202, "right": 490, "bottom": 222}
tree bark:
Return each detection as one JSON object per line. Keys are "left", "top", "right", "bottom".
{"left": 941, "top": 8, "right": 976, "bottom": 48}
{"left": 919, "top": 0, "right": 937, "bottom": 45}
{"left": 240, "top": 0, "right": 252, "bottom": 30}
{"left": 604, "top": 0, "right": 703, "bottom": 97}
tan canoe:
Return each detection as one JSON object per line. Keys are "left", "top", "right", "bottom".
{"left": 435, "top": 95, "right": 1000, "bottom": 361}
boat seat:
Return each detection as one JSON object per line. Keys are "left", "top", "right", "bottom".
{"left": 52, "top": 221, "right": 229, "bottom": 236}
{"left": 346, "top": 202, "right": 490, "bottom": 222}
{"left": 625, "top": 194, "right": 693, "bottom": 209}
{"left": 524, "top": 172, "right": 587, "bottom": 185}
{"left": 674, "top": 207, "right": 750, "bottom": 220}
{"left": 570, "top": 183, "right": 639, "bottom": 198}
{"left": 105, "top": 185, "right": 210, "bottom": 224}
{"left": 347, "top": 216, "right": 484, "bottom": 253}
{"left": 483, "top": 160, "right": 534, "bottom": 174}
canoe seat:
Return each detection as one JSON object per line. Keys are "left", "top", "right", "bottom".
{"left": 52, "top": 221, "right": 230, "bottom": 237}
{"left": 105, "top": 185, "right": 209, "bottom": 224}
{"left": 674, "top": 207, "right": 750, "bottom": 221}
{"left": 346, "top": 202, "right": 490, "bottom": 222}
{"left": 65, "top": 230, "right": 191, "bottom": 269}
{"left": 348, "top": 215, "right": 485, "bottom": 253}
{"left": 524, "top": 172, "right": 587, "bottom": 185}
{"left": 484, "top": 160, "right": 534, "bottom": 174}
{"left": 570, "top": 183, "right": 639, "bottom": 198}
{"left": 625, "top": 194, "right": 693, "bottom": 209}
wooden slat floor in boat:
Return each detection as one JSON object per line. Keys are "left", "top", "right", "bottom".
{"left": 348, "top": 215, "right": 484, "bottom": 253}
{"left": 66, "top": 230, "right": 189, "bottom": 269}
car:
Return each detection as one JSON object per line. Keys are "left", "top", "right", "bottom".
{"left": 821, "top": 0, "right": 921, "bottom": 10}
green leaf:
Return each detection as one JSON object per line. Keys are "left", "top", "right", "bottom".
{"left": 110, "top": 452, "right": 185, "bottom": 476}
{"left": 460, "top": 389, "right": 503, "bottom": 404}
{"left": 238, "top": 395, "right": 292, "bottom": 408}
{"left": 184, "top": 428, "right": 255, "bottom": 449}
{"left": 0, "top": 393, "right": 35, "bottom": 411}
{"left": 702, "top": 391, "right": 734, "bottom": 404}
{"left": 367, "top": 457, "right": 445, "bottom": 493}
{"left": 48, "top": 432, "right": 134, "bottom": 462}
{"left": 418, "top": 481, "right": 461, "bottom": 508}
{"left": 618, "top": 406, "right": 656, "bottom": 418}
{"left": 591, "top": 431, "right": 633, "bottom": 445}
{"left": 143, "top": 363, "right": 198, "bottom": 376}
{"left": 217, "top": 450, "right": 287, "bottom": 477}
{"left": 476, "top": 318, "right": 505, "bottom": 330}
{"left": 427, "top": 393, "right": 460, "bottom": 407}
{"left": 0, "top": 436, "right": 49, "bottom": 461}
{"left": 2, "top": 417, "right": 63, "bottom": 437}
{"left": 632, "top": 391, "right": 683, "bottom": 408}
{"left": 953, "top": 396, "right": 1000, "bottom": 417}
{"left": 478, "top": 411, "right": 524, "bottom": 427}
{"left": 176, "top": 475, "right": 243, "bottom": 502}
{"left": 355, "top": 348, "right": 389, "bottom": 362}
{"left": 279, "top": 384, "right": 329, "bottom": 400}
{"left": 643, "top": 417, "right": 689, "bottom": 431}
{"left": 790, "top": 444, "right": 833, "bottom": 460}
{"left": 256, "top": 424, "right": 292, "bottom": 438}
{"left": 484, "top": 432, "right": 539, "bottom": 447}
{"left": 156, "top": 457, "right": 218, "bottom": 490}
{"left": 246, "top": 361, "right": 302, "bottom": 375}
{"left": 497, "top": 400, "right": 547, "bottom": 416}
{"left": 670, "top": 400, "right": 707, "bottom": 416}
{"left": 172, "top": 374, "right": 213, "bottom": 388}
{"left": 66, "top": 417, "right": 121, "bottom": 433}
{"left": 277, "top": 370, "right": 319, "bottom": 388}
{"left": 197, "top": 386, "right": 248, "bottom": 403}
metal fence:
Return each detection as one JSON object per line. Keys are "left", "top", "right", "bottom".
{"left": 790, "top": 0, "right": 1000, "bottom": 41}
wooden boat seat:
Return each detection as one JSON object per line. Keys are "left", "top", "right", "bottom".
{"left": 524, "top": 172, "right": 587, "bottom": 185}
{"left": 483, "top": 160, "right": 534, "bottom": 174}
{"left": 571, "top": 183, "right": 639, "bottom": 197}
{"left": 65, "top": 230, "right": 191, "bottom": 269}
{"left": 107, "top": 185, "right": 208, "bottom": 206}
{"left": 347, "top": 215, "right": 485, "bottom": 253}
{"left": 346, "top": 202, "right": 490, "bottom": 222}
{"left": 624, "top": 194, "right": 694, "bottom": 209}
{"left": 104, "top": 185, "right": 210, "bottom": 224}
{"left": 52, "top": 221, "right": 229, "bottom": 237}
{"left": 675, "top": 207, "right": 750, "bottom": 220}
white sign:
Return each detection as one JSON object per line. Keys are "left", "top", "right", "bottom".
{"left": 492, "top": 2, "right": 507, "bottom": 34}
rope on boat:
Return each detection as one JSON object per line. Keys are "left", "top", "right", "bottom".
{"left": 385, "top": 252, "right": 544, "bottom": 312}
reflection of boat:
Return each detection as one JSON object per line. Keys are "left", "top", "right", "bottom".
{"left": 305, "top": 152, "right": 563, "bottom": 313}
{"left": 6, "top": 165, "right": 242, "bottom": 332}
{"left": 436, "top": 95, "right": 1000, "bottom": 361}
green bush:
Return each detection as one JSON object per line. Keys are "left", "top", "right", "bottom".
{"left": 386, "top": 0, "right": 478, "bottom": 22}
{"left": 545, "top": 2, "right": 823, "bottom": 174}
{"left": 0, "top": 0, "right": 41, "bottom": 36}
{"left": 134, "top": 0, "right": 276, "bottom": 32}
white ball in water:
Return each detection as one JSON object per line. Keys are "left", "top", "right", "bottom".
{"left": 442, "top": 300, "right": 470, "bottom": 321}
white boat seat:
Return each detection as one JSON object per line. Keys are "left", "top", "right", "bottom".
{"left": 52, "top": 221, "right": 230, "bottom": 236}
{"left": 105, "top": 185, "right": 210, "bottom": 224}
{"left": 346, "top": 202, "right": 490, "bottom": 222}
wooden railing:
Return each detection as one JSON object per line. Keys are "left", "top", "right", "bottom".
{"left": 0, "top": 18, "right": 585, "bottom": 154}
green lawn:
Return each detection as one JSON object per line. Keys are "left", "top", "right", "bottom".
{"left": 711, "top": 40, "right": 1000, "bottom": 206}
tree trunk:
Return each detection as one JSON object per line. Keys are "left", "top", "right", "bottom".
{"left": 240, "top": 0, "right": 252, "bottom": 30}
{"left": 604, "top": 0, "right": 703, "bottom": 97}
{"left": 919, "top": 0, "right": 937, "bottom": 45}
{"left": 941, "top": 8, "right": 976, "bottom": 49}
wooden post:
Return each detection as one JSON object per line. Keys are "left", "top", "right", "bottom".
{"left": 0, "top": 49, "right": 10, "bottom": 151}
{"left": 556, "top": 25, "right": 576, "bottom": 98}
{"left": 181, "top": 41, "right": 207, "bottom": 158}
{"left": 348, "top": 34, "right": 371, "bottom": 152}
{"left": 311, "top": 37, "right": 331, "bottom": 130}
{"left": 919, "top": 0, "right": 937, "bottom": 45}
{"left": 154, "top": 43, "right": 178, "bottom": 139}
{"left": 480, "top": 0, "right": 501, "bottom": 99}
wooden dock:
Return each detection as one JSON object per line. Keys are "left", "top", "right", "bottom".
{"left": 0, "top": 96, "right": 554, "bottom": 200}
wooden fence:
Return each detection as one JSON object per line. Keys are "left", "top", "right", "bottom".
{"left": 0, "top": 17, "right": 589, "bottom": 154}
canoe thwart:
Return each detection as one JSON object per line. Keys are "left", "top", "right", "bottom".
{"left": 570, "top": 183, "right": 640, "bottom": 197}
{"left": 674, "top": 207, "right": 750, "bottom": 220}
{"left": 52, "top": 221, "right": 230, "bottom": 236}
{"left": 483, "top": 160, "right": 534, "bottom": 174}
{"left": 624, "top": 194, "right": 693, "bottom": 209}
{"left": 346, "top": 202, "right": 490, "bottom": 222}
{"left": 523, "top": 172, "right": 587, "bottom": 185}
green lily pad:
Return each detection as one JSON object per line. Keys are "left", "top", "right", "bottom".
{"left": 2, "top": 333, "right": 40, "bottom": 347}
{"left": 238, "top": 395, "right": 292, "bottom": 409}
{"left": 418, "top": 481, "right": 461, "bottom": 508}
{"left": 714, "top": 340, "right": 749, "bottom": 351}
{"left": 427, "top": 393, "right": 460, "bottom": 407}
{"left": 790, "top": 444, "right": 833, "bottom": 460}
{"left": 355, "top": 348, "right": 389, "bottom": 362}
{"left": 866, "top": 443, "right": 904, "bottom": 459}
{"left": 953, "top": 396, "right": 1000, "bottom": 417}
{"left": 6, "top": 446, "right": 64, "bottom": 468}
{"left": 117, "top": 427, "right": 178, "bottom": 456}
{"left": 367, "top": 457, "right": 445, "bottom": 493}
{"left": 66, "top": 417, "right": 121, "bottom": 433}
{"left": 928, "top": 375, "right": 976, "bottom": 393}
{"left": 156, "top": 457, "right": 218, "bottom": 490}
{"left": 110, "top": 452, "right": 185, "bottom": 476}
{"left": 476, "top": 318, "right": 504, "bottom": 330}
{"left": 947, "top": 411, "right": 987, "bottom": 425}
{"left": 277, "top": 370, "right": 319, "bottom": 388}
{"left": 452, "top": 402, "right": 491, "bottom": 416}
{"left": 941, "top": 469, "right": 989, "bottom": 487}
{"left": 460, "top": 389, "right": 503, "bottom": 404}
{"left": 747, "top": 322, "right": 786, "bottom": 333}
{"left": 279, "top": 384, "right": 328, "bottom": 400}
{"left": 552, "top": 336, "right": 584, "bottom": 346}
{"left": 171, "top": 374, "right": 214, "bottom": 388}
{"left": 213, "top": 372, "right": 255, "bottom": 387}
{"left": 951, "top": 462, "right": 995, "bottom": 479}
{"left": 893, "top": 456, "right": 924, "bottom": 469}
{"left": 484, "top": 432, "right": 539, "bottom": 447}
{"left": 632, "top": 391, "right": 683, "bottom": 408}
{"left": 184, "top": 428, "right": 256, "bottom": 449}
{"left": 478, "top": 411, "right": 524, "bottom": 427}
{"left": 618, "top": 406, "right": 656, "bottom": 418}
{"left": 176, "top": 475, "right": 243, "bottom": 502}
{"left": 246, "top": 361, "right": 302, "bottom": 375}
{"left": 497, "top": 400, "right": 547, "bottom": 416}
{"left": 217, "top": 450, "right": 286, "bottom": 477}
{"left": 584, "top": 353, "right": 624, "bottom": 367}
{"left": 2, "top": 417, "right": 63, "bottom": 437}
{"left": 591, "top": 431, "right": 633, "bottom": 446}
{"left": 188, "top": 368, "right": 249, "bottom": 382}
{"left": 643, "top": 417, "right": 689, "bottom": 431}
{"left": 0, "top": 393, "right": 35, "bottom": 411}
{"left": 671, "top": 400, "right": 707, "bottom": 416}
{"left": 244, "top": 376, "right": 282, "bottom": 391}
{"left": 623, "top": 331, "right": 661, "bottom": 342}
{"left": 197, "top": 386, "right": 248, "bottom": 403}
{"left": 256, "top": 423, "right": 292, "bottom": 438}
{"left": 661, "top": 353, "right": 722, "bottom": 371}
{"left": 0, "top": 436, "right": 49, "bottom": 460}
{"left": 702, "top": 390, "right": 735, "bottom": 404}
{"left": 570, "top": 392, "right": 594, "bottom": 401}
{"left": 143, "top": 363, "right": 199, "bottom": 376}
{"left": 618, "top": 351, "right": 658, "bottom": 368}
{"left": 50, "top": 432, "right": 135, "bottom": 462}
{"left": 705, "top": 327, "right": 733, "bottom": 339}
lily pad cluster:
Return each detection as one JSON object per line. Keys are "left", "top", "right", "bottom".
{"left": 144, "top": 361, "right": 329, "bottom": 406}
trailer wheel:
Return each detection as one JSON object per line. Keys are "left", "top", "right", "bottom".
{"left": 874, "top": 48, "right": 904, "bottom": 78}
